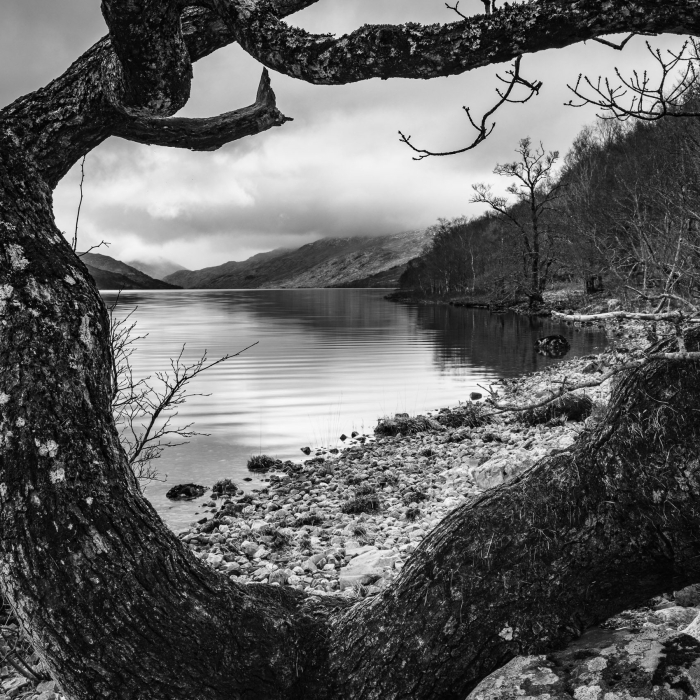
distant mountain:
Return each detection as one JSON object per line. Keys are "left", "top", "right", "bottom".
{"left": 165, "top": 248, "right": 291, "bottom": 289}
{"left": 164, "top": 231, "right": 430, "bottom": 289}
{"left": 125, "top": 257, "right": 189, "bottom": 281}
{"left": 81, "top": 253, "right": 181, "bottom": 290}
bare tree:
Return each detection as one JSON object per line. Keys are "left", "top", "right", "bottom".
{"left": 5, "top": 2, "right": 700, "bottom": 699}
{"left": 471, "top": 138, "right": 564, "bottom": 303}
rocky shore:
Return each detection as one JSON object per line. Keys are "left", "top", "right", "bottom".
{"left": 3, "top": 317, "right": 694, "bottom": 700}
{"left": 174, "top": 351, "right": 612, "bottom": 597}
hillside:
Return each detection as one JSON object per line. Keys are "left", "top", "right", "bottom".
{"left": 125, "top": 257, "right": 189, "bottom": 281}
{"left": 81, "top": 253, "right": 181, "bottom": 290}
{"left": 164, "top": 230, "right": 430, "bottom": 289}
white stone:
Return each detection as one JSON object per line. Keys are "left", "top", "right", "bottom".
{"left": 345, "top": 542, "right": 377, "bottom": 558}
{"left": 339, "top": 549, "right": 400, "bottom": 590}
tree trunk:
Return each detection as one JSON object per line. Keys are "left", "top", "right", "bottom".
{"left": 4, "top": 132, "right": 700, "bottom": 699}
{"left": 4, "top": 3, "right": 700, "bottom": 699}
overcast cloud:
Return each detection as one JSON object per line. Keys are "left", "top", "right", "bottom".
{"left": 1, "top": 1, "right": 686, "bottom": 269}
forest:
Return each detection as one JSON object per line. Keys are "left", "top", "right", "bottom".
{"left": 399, "top": 84, "right": 700, "bottom": 309}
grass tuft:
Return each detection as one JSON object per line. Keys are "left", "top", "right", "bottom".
{"left": 247, "top": 454, "right": 277, "bottom": 472}
{"left": 342, "top": 493, "right": 381, "bottom": 514}
{"left": 211, "top": 478, "right": 237, "bottom": 496}
{"left": 405, "top": 507, "right": 421, "bottom": 521}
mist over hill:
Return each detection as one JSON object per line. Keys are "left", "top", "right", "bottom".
{"left": 164, "top": 230, "right": 430, "bottom": 289}
{"left": 81, "top": 253, "right": 181, "bottom": 290}
{"left": 125, "top": 257, "right": 189, "bottom": 281}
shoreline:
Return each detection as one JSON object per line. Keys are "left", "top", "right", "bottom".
{"left": 177, "top": 345, "right": 619, "bottom": 596}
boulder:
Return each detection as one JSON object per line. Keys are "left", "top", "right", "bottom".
{"left": 469, "top": 449, "right": 537, "bottom": 490}
{"left": 676, "top": 584, "right": 700, "bottom": 608}
{"left": 339, "top": 549, "right": 400, "bottom": 590}
{"left": 345, "top": 542, "right": 377, "bottom": 558}
{"left": 269, "top": 569, "right": 291, "bottom": 585}
{"left": 467, "top": 607, "right": 700, "bottom": 700}
{"left": 534, "top": 334, "right": 571, "bottom": 358}
{"left": 165, "top": 483, "right": 206, "bottom": 500}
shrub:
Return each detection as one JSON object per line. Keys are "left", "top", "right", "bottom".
{"left": 355, "top": 484, "right": 377, "bottom": 497}
{"left": 402, "top": 490, "right": 428, "bottom": 505}
{"left": 350, "top": 523, "right": 368, "bottom": 539}
{"left": 247, "top": 454, "right": 277, "bottom": 472}
{"left": 374, "top": 414, "right": 442, "bottom": 437}
{"left": 521, "top": 393, "right": 593, "bottom": 426}
{"left": 435, "top": 403, "right": 488, "bottom": 429}
{"left": 341, "top": 494, "right": 381, "bottom": 514}
{"left": 292, "top": 514, "right": 324, "bottom": 528}
{"left": 211, "top": 478, "right": 237, "bottom": 496}
{"left": 405, "top": 507, "right": 421, "bottom": 521}
{"left": 377, "top": 472, "right": 399, "bottom": 487}
{"left": 263, "top": 527, "right": 293, "bottom": 550}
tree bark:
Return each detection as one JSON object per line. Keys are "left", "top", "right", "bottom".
{"left": 3, "top": 2, "right": 700, "bottom": 699}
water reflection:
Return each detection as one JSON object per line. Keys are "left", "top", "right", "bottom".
{"left": 102, "top": 289, "right": 605, "bottom": 529}
{"left": 412, "top": 305, "right": 600, "bottom": 377}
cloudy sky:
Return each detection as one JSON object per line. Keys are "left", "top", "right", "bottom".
{"left": 1, "top": 1, "right": 686, "bottom": 270}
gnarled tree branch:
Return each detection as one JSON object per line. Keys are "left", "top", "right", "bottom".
{"left": 100, "top": 0, "right": 193, "bottom": 115}
{"left": 213, "top": 0, "right": 700, "bottom": 86}
{"left": 112, "top": 69, "right": 291, "bottom": 150}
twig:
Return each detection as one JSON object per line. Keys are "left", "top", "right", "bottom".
{"left": 566, "top": 38, "right": 700, "bottom": 121}
{"left": 592, "top": 33, "right": 639, "bottom": 51}
{"left": 78, "top": 240, "right": 110, "bottom": 257}
{"left": 399, "top": 55, "right": 541, "bottom": 160}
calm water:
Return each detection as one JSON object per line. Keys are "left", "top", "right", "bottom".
{"left": 103, "top": 289, "right": 605, "bottom": 529}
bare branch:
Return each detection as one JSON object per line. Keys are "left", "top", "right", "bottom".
{"left": 445, "top": 2, "right": 468, "bottom": 21}
{"left": 567, "top": 39, "right": 700, "bottom": 121}
{"left": 112, "top": 70, "right": 291, "bottom": 151}
{"left": 71, "top": 156, "right": 86, "bottom": 253}
{"left": 485, "top": 350, "right": 700, "bottom": 418}
{"left": 398, "top": 56, "right": 542, "bottom": 160}
{"left": 78, "top": 240, "right": 111, "bottom": 257}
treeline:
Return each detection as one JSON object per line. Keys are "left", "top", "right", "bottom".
{"left": 401, "top": 104, "right": 700, "bottom": 307}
